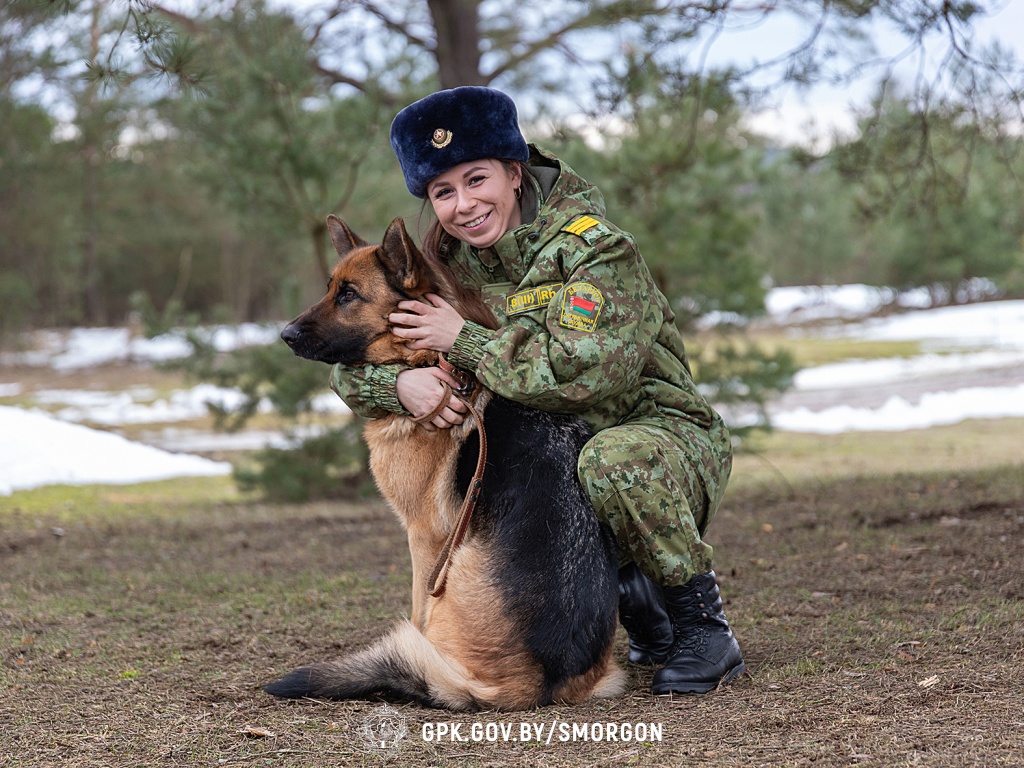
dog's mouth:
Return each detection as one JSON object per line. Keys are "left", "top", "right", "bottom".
{"left": 279, "top": 320, "right": 342, "bottom": 364}
{"left": 281, "top": 320, "right": 397, "bottom": 367}
{"left": 281, "top": 328, "right": 335, "bottom": 364}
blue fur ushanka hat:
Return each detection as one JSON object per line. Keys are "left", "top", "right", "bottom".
{"left": 390, "top": 86, "right": 530, "bottom": 198}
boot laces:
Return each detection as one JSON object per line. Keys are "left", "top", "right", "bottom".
{"left": 668, "top": 585, "right": 721, "bottom": 655}
{"left": 671, "top": 624, "right": 711, "bottom": 655}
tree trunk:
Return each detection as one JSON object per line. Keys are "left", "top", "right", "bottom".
{"left": 425, "top": 0, "right": 485, "bottom": 88}
{"left": 80, "top": 0, "right": 103, "bottom": 324}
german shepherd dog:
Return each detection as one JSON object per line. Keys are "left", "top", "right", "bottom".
{"left": 265, "top": 215, "right": 624, "bottom": 711}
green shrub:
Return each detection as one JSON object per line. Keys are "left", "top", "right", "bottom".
{"left": 233, "top": 421, "right": 376, "bottom": 502}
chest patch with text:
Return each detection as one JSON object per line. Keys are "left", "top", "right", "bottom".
{"left": 506, "top": 283, "right": 564, "bottom": 316}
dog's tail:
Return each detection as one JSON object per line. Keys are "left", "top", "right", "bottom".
{"left": 263, "top": 621, "right": 488, "bottom": 711}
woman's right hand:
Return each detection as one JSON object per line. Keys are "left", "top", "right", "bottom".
{"left": 396, "top": 367, "right": 468, "bottom": 429}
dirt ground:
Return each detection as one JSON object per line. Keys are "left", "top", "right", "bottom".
{"left": 2, "top": 463, "right": 1023, "bottom": 767}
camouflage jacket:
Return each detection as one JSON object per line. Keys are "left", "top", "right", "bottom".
{"left": 330, "top": 145, "right": 728, "bottom": 445}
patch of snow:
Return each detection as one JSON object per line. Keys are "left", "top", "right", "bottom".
{"left": 843, "top": 300, "right": 1024, "bottom": 350}
{"left": 144, "top": 424, "right": 331, "bottom": 453}
{"left": 771, "top": 385, "right": 1024, "bottom": 434}
{"left": 792, "top": 350, "right": 1024, "bottom": 390}
{"left": 1, "top": 323, "right": 283, "bottom": 370}
{"left": 0, "top": 405, "right": 231, "bottom": 496}
{"left": 40, "top": 384, "right": 261, "bottom": 426}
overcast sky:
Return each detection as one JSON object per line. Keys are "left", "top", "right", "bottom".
{"left": 725, "top": 2, "right": 1024, "bottom": 148}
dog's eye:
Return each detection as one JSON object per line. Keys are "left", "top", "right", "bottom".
{"left": 336, "top": 287, "right": 358, "bottom": 305}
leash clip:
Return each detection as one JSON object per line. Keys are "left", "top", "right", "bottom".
{"left": 438, "top": 353, "right": 476, "bottom": 397}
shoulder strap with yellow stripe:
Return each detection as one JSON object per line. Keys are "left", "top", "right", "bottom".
{"left": 563, "top": 215, "right": 612, "bottom": 247}
{"left": 564, "top": 215, "right": 601, "bottom": 236}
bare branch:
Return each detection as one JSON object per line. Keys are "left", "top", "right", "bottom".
{"left": 311, "top": 60, "right": 369, "bottom": 93}
{"left": 362, "top": 0, "right": 434, "bottom": 50}
{"left": 485, "top": 0, "right": 685, "bottom": 81}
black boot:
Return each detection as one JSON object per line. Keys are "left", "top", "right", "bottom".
{"left": 618, "top": 563, "right": 674, "bottom": 665}
{"left": 652, "top": 571, "right": 746, "bottom": 694}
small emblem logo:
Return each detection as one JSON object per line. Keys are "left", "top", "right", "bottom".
{"left": 358, "top": 704, "right": 408, "bottom": 751}
{"left": 431, "top": 128, "right": 453, "bottom": 149}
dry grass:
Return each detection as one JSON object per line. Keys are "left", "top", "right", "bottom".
{"left": 2, "top": 454, "right": 1023, "bottom": 766}
{"left": 3, "top": 353, "right": 1022, "bottom": 765}
{"left": 732, "top": 417, "right": 1024, "bottom": 492}
{"left": 694, "top": 327, "right": 926, "bottom": 369}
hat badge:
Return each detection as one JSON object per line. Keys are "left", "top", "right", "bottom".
{"left": 431, "top": 128, "right": 453, "bottom": 149}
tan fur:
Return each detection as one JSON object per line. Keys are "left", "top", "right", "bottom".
{"left": 552, "top": 645, "right": 628, "bottom": 703}
{"left": 426, "top": 541, "right": 545, "bottom": 709}
{"left": 363, "top": 389, "right": 493, "bottom": 630}
{"left": 329, "top": 621, "right": 483, "bottom": 710}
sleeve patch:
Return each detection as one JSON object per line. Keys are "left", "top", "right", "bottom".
{"left": 559, "top": 282, "right": 605, "bottom": 332}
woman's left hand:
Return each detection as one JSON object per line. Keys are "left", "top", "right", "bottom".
{"left": 390, "top": 293, "right": 465, "bottom": 353}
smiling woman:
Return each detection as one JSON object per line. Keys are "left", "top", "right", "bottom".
{"left": 425, "top": 159, "right": 523, "bottom": 249}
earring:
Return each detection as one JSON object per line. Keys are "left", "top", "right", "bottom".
{"left": 514, "top": 186, "right": 522, "bottom": 199}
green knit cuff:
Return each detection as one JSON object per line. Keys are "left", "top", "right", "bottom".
{"left": 329, "top": 363, "right": 408, "bottom": 416}
{"left": 365, "top": 364, "right": 406, "bottom": 413}
{"left": 449, "top": 321, "right": 495, "bottom": 371}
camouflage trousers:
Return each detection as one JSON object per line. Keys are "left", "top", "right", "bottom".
{"left": 577, "top": 415, "right": 732, "bottom": 588}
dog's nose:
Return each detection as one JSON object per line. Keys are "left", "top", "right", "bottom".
{"left": 280, "top": 323, "right": 301, "bottom": 346}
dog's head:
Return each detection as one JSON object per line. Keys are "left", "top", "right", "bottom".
{"left": 281, "top": 216, "right": 442, "bottom": 367}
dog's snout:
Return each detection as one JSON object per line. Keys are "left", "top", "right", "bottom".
{"left": 280, "top": 322, "right": 301, "bottom": 347}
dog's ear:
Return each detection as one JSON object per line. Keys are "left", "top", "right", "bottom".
{"left": 381, "top": 217, "right": 423, "bottom": 292}
{"left": 326, "top": 215, "right": 368, "bottom": 257}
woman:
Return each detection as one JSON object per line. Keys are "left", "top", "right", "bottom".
{"left": 331, "top": 86, "right": 745, "bottom": 694}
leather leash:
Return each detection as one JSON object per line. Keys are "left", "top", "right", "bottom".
{"left": 410, "top": 354, "right": 488, "bottom": 598}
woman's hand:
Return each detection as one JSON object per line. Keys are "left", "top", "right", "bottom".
{"left": 396, "top": 367, "right": 468, "bottom": 429}
{"left": 390, "top": 293, "right": 465, "bottom": 353}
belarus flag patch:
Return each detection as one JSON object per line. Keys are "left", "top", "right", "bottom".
{"left": 569, "top": 296, "right": 598, "bottom": 317}
{"left": 559, "top": 282, "right": 604, "bottom": 332}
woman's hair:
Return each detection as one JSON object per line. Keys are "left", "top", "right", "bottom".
{"left": 419, "top": 159, "right": 526, "bottom": 265}
{"left": 420, "top": 215, "right": 459, "bottom": 265}
{"left": 414, "top": 215, "right": 502, "bottom": 333}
